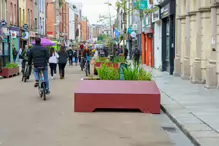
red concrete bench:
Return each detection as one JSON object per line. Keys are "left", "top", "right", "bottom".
{"left": 74, "top": 80, "right": 160, "bottom": 114}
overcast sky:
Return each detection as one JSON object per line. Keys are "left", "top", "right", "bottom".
{"left": 67, "top": 0, "right": 117, "bottom": 24}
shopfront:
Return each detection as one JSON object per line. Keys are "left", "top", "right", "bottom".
{"left": 142, "top": 13, "right": 154, "bottom": 67}
{"left": 0, "top": 20, "right": 10, "bottom": 67}
{"left": 152, "top": 7, "right": 162, "bottom": 69}
{"left": 20, "top": 24, "right": 29, "bottom": 49}
{"left": 29, "top": 31, "right": 36, "bottom": 46}
{"left": 159, "top": 0, "right": 175, "bottom": 75}
{"left": 9, "top": 26, "right": 20, "bottom": 63}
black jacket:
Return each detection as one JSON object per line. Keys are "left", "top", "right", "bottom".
{"left": 28, "top": 44, "right": 49, "bottom": 67}
{"left": 67, "top": 49, "right": 73, "bottom": 56}
{"left": 58, "top": 51, "right": 68, "bottom": 64}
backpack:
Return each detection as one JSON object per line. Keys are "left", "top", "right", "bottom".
{"left": 73, "top": 50, "right": 77, "bottom": 57}
{"left": 13, "top": 49, "right": 18, "bottom": 56}
{"left": 134, "top": 48, "right": 140, "bottom": 55}
{"left": 68, "top": 49, "right": 73, "bottom": 56}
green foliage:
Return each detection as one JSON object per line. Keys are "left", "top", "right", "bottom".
{"left": 113, "top": 56, "right": 126, "bottom": 63}
{"left": 97, "top": 64, "right": 120, "bottom": 80}
{"left": 96, "top": 57, "right": 109, "bottom": 63}
{"left": 5, "top": 63, "right": 19, "bottom": 69}
{"left": 123, "top": 63, "right": 152, "bottom": 81}
{"left": 59, "top": 0, "right": 63, "bottom": 7}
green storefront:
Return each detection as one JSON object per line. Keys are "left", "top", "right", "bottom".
{"left": 9, "top": 27, "right": 20, "bottom": 63}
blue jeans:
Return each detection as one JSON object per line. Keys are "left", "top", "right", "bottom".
{"left": 34, "top": 67, "right": 50, "bottom": 90}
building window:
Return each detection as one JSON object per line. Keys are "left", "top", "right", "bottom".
{"left": 30, "top": 10, "right": 32, "bottom": 29}
{"left": 10, "top": 3, "right": 13, "bottom": 24}
{"left": 28, "top": 9, "right": 29, "bottom": 26}
{"left": 34, "top": 18, "right": 37, "bottom": 30}
{"left": 23, "top": 9, "right": 25, "bottom": 25}
{"left": 14, "top": 4, "right": 17, "bottom": 25}
{"left": 19, "top": 8, "right": 21, "bottom": 26}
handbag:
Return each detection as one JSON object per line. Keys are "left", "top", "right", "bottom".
{"left": 72, "top": 57, "right": 75, "bottom": 62}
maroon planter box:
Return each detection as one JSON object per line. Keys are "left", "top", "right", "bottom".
{"left": 74, "top": 80, "right": 160, "bottom": 114}
{"left": 0, "top": 67, "right": 19, "bottom": 78}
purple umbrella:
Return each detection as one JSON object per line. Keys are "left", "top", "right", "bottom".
{"left": 31, "top": 38, "right": 56, "bottom": 46}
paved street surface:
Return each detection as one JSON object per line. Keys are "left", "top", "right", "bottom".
{"left": 0, "top": 66, "right": 193, "bottom": 146}
{"left": 144, "top": 65, "right": 219, "bottom": 146}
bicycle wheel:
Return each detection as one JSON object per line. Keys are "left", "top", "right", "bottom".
{"left": 42, "top": 82, "right": 46, "bottom": 101}
{"left": 24, "top": 68, "right": 28, "bottom": 82}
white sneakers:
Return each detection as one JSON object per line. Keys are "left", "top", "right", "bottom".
{"left": 51, "top": 74, "right": 56, "bottom": 80}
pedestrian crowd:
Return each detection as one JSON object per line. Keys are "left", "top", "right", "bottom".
{"left": 11, "top": 37, "right": 141, "bottom": 95}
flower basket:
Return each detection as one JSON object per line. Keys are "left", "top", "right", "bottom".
{"left": 0, "top": 67, "right": 19, "bottom": 78}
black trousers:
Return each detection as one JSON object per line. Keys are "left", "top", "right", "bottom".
{"left": 69, "top": 56, "right": 73, "bottom": 65}
{"left": 49, "top": 63, "right": 57, "bottom": 77}
{"left": 58, "top": 63, "right": 66, "bottom": 77}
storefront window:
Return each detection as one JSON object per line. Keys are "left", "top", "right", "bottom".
{"left": 3, "top": 42, "right": 9, "bottom": 55}
{"left": 166, "top": 20, "right": 170, "bottom": 62}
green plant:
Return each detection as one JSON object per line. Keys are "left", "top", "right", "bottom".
{"left": 5, "top": 63, "right": 19, "bottom": 69}
{"left": 97, "top": 63, "right": 120, "bottom": 80}
{"left": 96, "top": 57, "right": 109, "bottom": 63}
{"left": 123, "top": 63, "right": 152, "bottom": 81}
{"left": 113, "top": 56, "right": 126, "bottom": 63}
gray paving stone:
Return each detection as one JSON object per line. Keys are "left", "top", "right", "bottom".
{"left": 197, "top": 137, "right": 219, "bottom": 146}
{"left": 183, "top": 124, "right": 212, "bottom": 131}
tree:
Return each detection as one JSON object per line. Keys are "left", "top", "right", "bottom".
{"left": 59, "top": 0, "right": 63, "bottom": 7}
{"left": 105, "top": 0, "right": 156, "bottom": 52}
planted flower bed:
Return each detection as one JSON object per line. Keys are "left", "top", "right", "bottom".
{"left": 0, "top": 63, "right": 20, "bottom": 78}
{"left": 94, "top": 56, "right": 125, "bottom": 75}
{"left": 75, "top": 63, "right": 160, "bottom": 114}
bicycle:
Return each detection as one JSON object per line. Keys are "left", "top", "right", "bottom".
{"left": 37, "top": 67, "right": 47, "bottom": 101}
{"left": 22, "top": 62, "right": 30, "bottom": 82}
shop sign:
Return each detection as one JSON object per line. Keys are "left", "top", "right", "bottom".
{"left": 0, "top": 20, "right": 7, "bottom": 27}
{"left": 11, "top": 31, "right": 17, "bottom": 39}
{"left": 161, "top": 3, "right": 170, "bottom": 19}
{"left": 152, "top": 8, "right": 160, "bottom": 22}
{"left": 22, "top": 32, "right": 29, "bottom": 40}
{"left": 132, "top": 24, "right": 138, "bottom": 30}
{"left": 29, "top": 31, "right": 35, "bottom": 37}
{"left": 23, "top": 24, "right": 29, "bottom": 30}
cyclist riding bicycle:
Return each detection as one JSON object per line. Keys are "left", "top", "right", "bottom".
{"left": 82, "top": 47, "right": 91, "bottom": 74}
{"left": 28, "top": 37, "right": 50, "bottom": 94}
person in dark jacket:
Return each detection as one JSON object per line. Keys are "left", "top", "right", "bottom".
{"left": 58, "top": 46, "right": 68, "bottom": 79}
{"left": 12, "top": 45, "right": 18, "bottom": 63}
{"left": 124, "top": 48, "right": 128, "bottom": 60}
{"left": 67, "top": 48, "right": 73, "bottom": 65}
{"left": 133, "top": 45, "right": 141, "bottom": 65}
{"left": 28, "top": 37, "right": 50, "bottom": 94}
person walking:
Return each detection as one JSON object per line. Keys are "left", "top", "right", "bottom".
{"left": 12, "top": 45, "right": 18, "bottom": 63}
{"left": 67, "top": 48, "right": 73, "bottom": 65}
{"left": 49, "top": 47, "right": 59, "bottom": 79}
{"left": 133, "top": 45, "right": 141, "bottom": 65}
{"left": 124, "top": 48, "right": 128, "bottom": 60}
{"left": 58, "top": 46, "right": 68, "bottom": 79}
{"left": 73, "top": 49, "right": 78, "bottom": 66}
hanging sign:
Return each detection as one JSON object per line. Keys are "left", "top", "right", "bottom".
{"left": 152, "top": 8, "right": 160, "bottom": 22}
{"left": 23, "top": 24, "right": 29, "bottom": 30}
{"left": 0, "top": 20, "right": 7, "bottom": 27}
{"left": 161, "top": 3, "right": 170, "bottom": 18}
